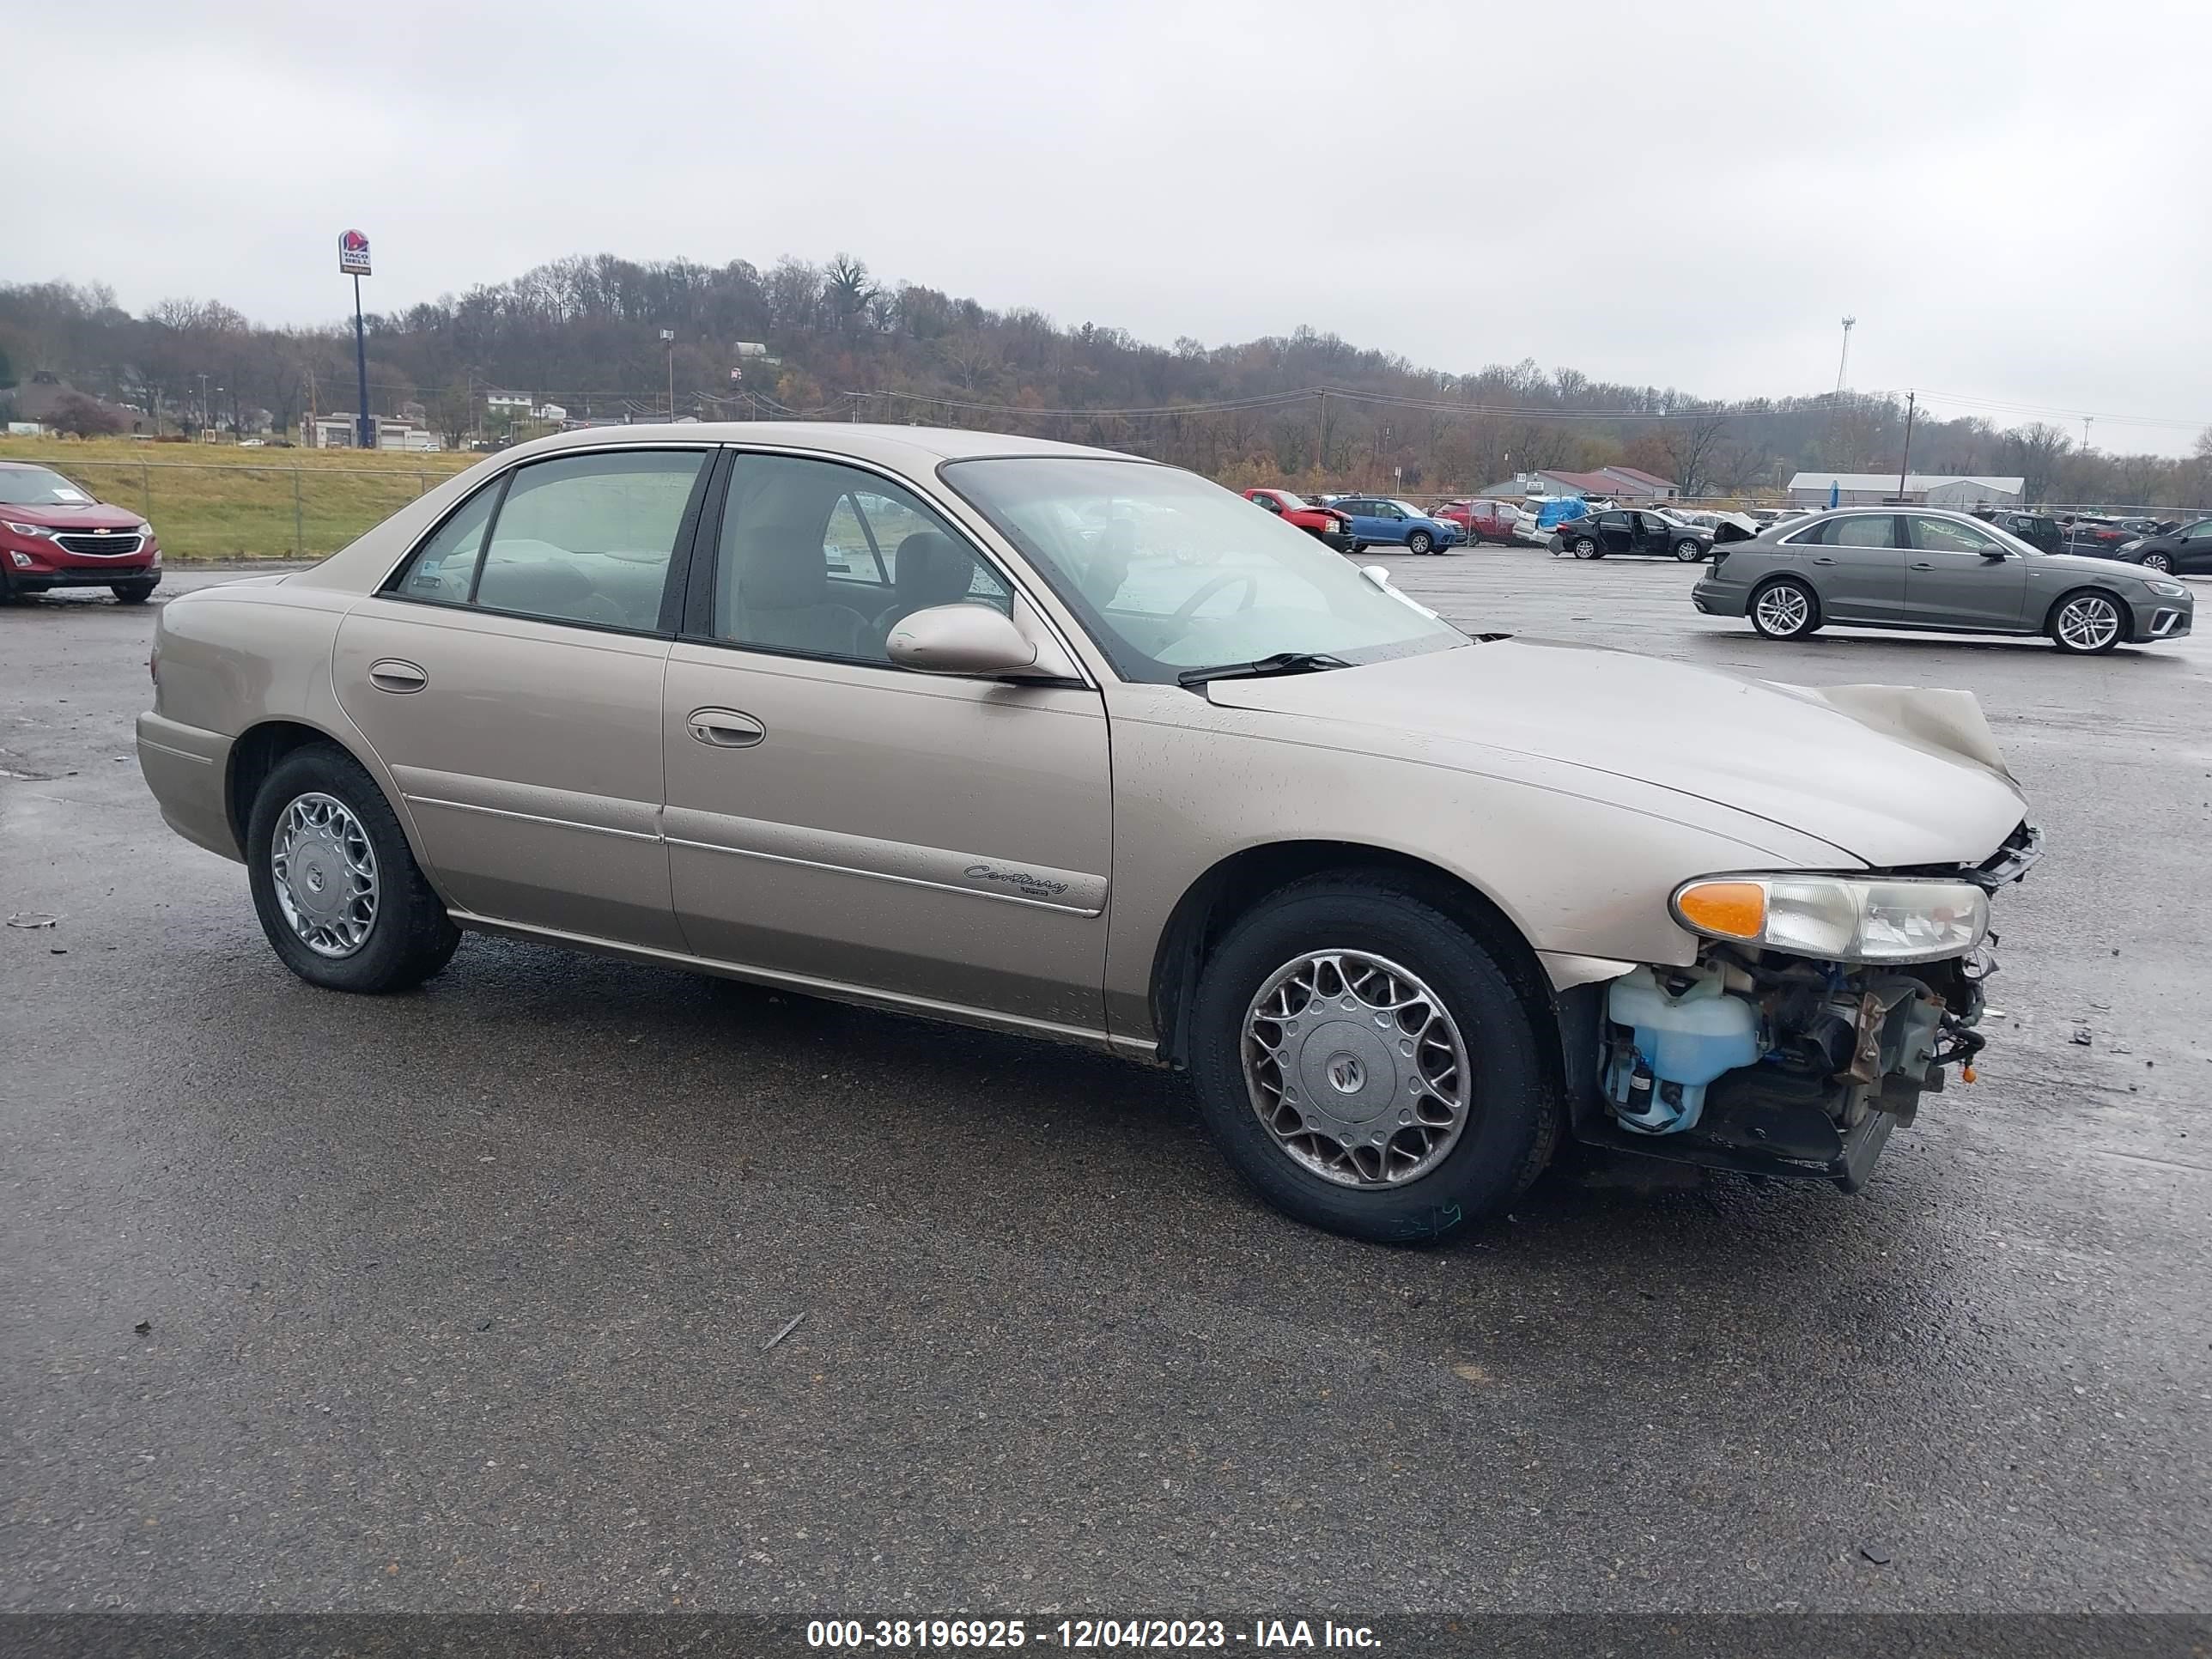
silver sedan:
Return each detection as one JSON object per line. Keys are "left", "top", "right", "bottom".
{"left": 1692, "top": 507, "right": 2194, "bottom": 653}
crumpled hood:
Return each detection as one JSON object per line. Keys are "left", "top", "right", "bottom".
{"left": 1204, "top": 639, "right": 2027, "bottom": 869}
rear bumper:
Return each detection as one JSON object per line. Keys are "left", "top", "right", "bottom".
{"left": 1691, "top": 578, "right": 1747, "bottom": 616}
{"left": 137, "top": 712, "right": 240, "bottom": 861}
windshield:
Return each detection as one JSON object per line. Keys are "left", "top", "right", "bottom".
{"left": 0, "top": 466, "right": 96, "bottom": 507}
{"left": 1272, "top": 490, "right": 1313, "bottom": 509}
{"left": 1387, "top": 500, "right": 1425, "bottom": 518}
{"left": 943, "top": 458, "right": 1467, "bottom": 684}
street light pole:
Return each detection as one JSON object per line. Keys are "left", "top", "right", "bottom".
{"left": 1896, "top": 391, "right": 1917, "bottom": 501}
{"left": 660, "top": 330, "right": 676, "bottom": 422}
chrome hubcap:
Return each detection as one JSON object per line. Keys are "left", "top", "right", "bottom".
{"left": 270, "top": 792, "right": 378, "bottom": 957}
{"left": 1757, "top": 585, "right": 1808, "bottom": 633}
{"left": 2057, "top": 595, "right": 2119, "bottom": 651}
{"left": 1242, "top": 950, "right": 1470, "bottom": 1188}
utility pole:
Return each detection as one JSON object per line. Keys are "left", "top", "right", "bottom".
{"left": 1897, "top": 391, "right": 1917, "bottom": 501}
{"left": 1316, "top": 390, "right": 1330, "bottom": 480}
{"left": 2081, "top": 415, "right": 2094, "bottom": 453}
{"left": 197, "top": 373, "right": 210, "bottom": 435}
{"left": 660, "top": 330, "right": 677, "bottom": 422}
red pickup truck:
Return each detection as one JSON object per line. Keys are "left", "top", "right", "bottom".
{"left": 1243, "top": 488, "right": 1355, "bottom": 554}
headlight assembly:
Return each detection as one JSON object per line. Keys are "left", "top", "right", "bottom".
{"left": 3, "top": 520, "right": 56, "bottom": 539}
{"left": 1673, "top": 874, "right": 1989, "bottom": 964}
{"left": 2146, "top": 579, "right": 2187, "bottom": 598}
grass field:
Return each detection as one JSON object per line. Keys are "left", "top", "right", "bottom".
{"left": 0, "top": 437, "right": 480, "bottom": 561}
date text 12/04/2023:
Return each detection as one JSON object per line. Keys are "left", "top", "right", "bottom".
{"left": 805, "top": 1618, "right": 1381, "bottom": 1649}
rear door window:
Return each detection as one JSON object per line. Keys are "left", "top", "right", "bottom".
{"left": 471, "top": 450, "right": 708, "bottom": 631}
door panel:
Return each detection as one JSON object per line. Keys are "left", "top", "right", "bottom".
{"left": 1800, "top": 514, "right": 1906, "bottom": 621}
{"left": 662, "top": 647, "right": 1113, "bottom": 1031}
{"left": 1901, "top": 515, "right": 2029, "bottom": 628}
{"left": 334, "top": 600, "right": 683, "bottom": 947}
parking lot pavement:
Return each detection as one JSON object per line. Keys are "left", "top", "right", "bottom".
{"left": 3, "top": 563, "right": 2208, "bottom": 1615}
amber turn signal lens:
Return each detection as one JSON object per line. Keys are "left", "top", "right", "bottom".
{"left": 1674, "top": 880, "right": 1766, "bottom": 939}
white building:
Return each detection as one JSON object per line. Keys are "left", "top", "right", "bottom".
{"left": 1788, "top": 472, "right": 2024, "bottom": 509}
{"left": 483, "top": 391, "right": 532, "bottom": 415}
{"left": 303, "top": 413, "right": 443, "bottom": 451}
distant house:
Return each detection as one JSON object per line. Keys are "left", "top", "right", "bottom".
{"left": 1787, "top": 472, "right": 2024, "bottom": 508}
{"left": 484, "top": 391, "right": 532, "bottom": 415}
{"left": 303, "top": 413, "right": 443, "bottom": 451}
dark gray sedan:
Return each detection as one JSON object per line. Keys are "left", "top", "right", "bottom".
{"left": 1691, "top": 507, "right": 2195, "bottom": 654}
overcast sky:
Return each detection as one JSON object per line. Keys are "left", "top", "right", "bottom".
{"left": 12, "top": 0, "right": 2209, "bottom": 452}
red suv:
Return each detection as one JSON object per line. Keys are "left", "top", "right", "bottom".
{"left": 1243, "top": 488, "right": 1354, "bottom": 553}
{"left": 0, "top": 462, "right": 162, "bottom": 604}
{"left": 1431, "top": 498, "right": 1521, "bottom": 544}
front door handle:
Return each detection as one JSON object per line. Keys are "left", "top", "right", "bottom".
{"left": 1811, "top": 556, "right": 1839, "bottom": 566}
{"left": 688, "top": 708, "right": 766, "bottom": 748}
{"left": 368, "top": 658, "right": 428, "bottom": 693}
{"left": 1910, "top": 562, "right": 1935, "bottom": 570}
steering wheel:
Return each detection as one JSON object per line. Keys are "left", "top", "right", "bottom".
{"left": 1172, "top": 572, "right": 1261, "bottom": 620}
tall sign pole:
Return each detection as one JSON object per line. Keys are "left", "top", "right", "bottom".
{"left": 338, "top": 231, "right": 374, "bottom": 448}
{"left": 1897, "top": 391, "right": 1917, "bottom": 501}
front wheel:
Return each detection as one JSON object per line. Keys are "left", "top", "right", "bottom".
{"left": 2140, "top": 550, "right": 2173, "bottom": 573}
{"left": 1674, "top": 539, "right": 1705, "bottom": 562}
{"left": 2049, "top": 590, "right": 2124, "bottom": 654}
{"left": 1407, "top": 531, "right": 1434, "bottom": 556}
{"left": 1749, "top": 576, "right": 1821, "bottom": 639}
{"left": 1570, "top": 536, "right": 1600, "bottom": 560}
{"left": 1187, "top": 877, "right": 1555, "bottom": 1243}
{"left": 112, "top": 580, "right": 158, "bottom": 604}
{"left": 246, "top": 743, "right": 461, "bottom": 993}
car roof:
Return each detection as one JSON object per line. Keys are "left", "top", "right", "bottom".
{"left": 493, "top": 421, "right": 1143, "bottom": 469}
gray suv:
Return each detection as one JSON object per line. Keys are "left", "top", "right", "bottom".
{"left": 1692, "top": 507, "right": 2194, "bottom": 653}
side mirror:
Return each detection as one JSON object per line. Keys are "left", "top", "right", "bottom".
{"left": 1980, "top": 549, "right": 2008, "bottom": 562}
{"left": 886, "top": 604, "right": 1040, "bottom": 676}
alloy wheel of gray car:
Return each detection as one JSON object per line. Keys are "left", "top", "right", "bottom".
{"left": 1407, "top": 531, "right": 1434, "bottom": 555}
{"left": 1674, "top": 539, "right": 1703, "bottom": 562}
{"left": 2050, "top": 592, "right": 2124, "bottom": 654}
{"left": 1571, "top": 536, "right": 1600, "bottom": 559}
{"left": 1750, "top": 578, "right": 1820, "bottom": 640}
{"left": 1241, "top": 949, "right": 1470, "bottom": 1188}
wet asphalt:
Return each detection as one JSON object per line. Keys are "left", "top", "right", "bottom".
{"left": 2, "top": 556, "right": 2207, "bottom": 1615}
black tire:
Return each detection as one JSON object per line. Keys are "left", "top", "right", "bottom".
{"left": 1349, "top": 542, "right": 1364, "bottom": 556}
{"left": 1673, "top": 538, "right": 1705, "bottom": 562}
{"left": 1407, "top": 530, "right": 1434, "bottom": 556}
{"left": 2046, "top": 588, "right": 2127, "bottom": 655}
{"left": 1570, "top": 536, "right": 1601, "bottom": 560}
{"left": 1747, "top": 575, "right": 1821, "bottom": 639}
{"left": 245, "top": 742, "right": 460, "bottom": 993}
{"left": 1187, "top": 876, "right": 1555, "bottom": 1244}
{"left": 112, "top": 580, "right": 158, "bottom": 604}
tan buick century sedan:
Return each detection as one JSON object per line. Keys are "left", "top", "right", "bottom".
{"left": 139, "top": 425, "right": 2037, "bottom": 1241}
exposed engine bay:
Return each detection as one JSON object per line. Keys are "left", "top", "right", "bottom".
{"left": 1571, "top": 821, "right": 2038, "bottom": 1189}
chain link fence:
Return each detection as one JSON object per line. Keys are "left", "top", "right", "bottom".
{"left": 13, "top": 454, "right": 474, "bottom": 561}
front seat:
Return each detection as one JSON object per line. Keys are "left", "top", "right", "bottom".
{"left": 875, "top": 532, "right": 978, "bottom": 646}
{"left": 732, "top": 525, "right": 870, "bottom": 658}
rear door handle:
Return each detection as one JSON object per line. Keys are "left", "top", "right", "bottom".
{"left": 1811, "top": 556, "right": 1838, "bottom": 566}
{"left": 368, "top": 658, "right": 428, "bottom": 693}
{"left": 1910, "top": 562, "right": 1935, "bottom": 570}
{"left": 688, "top": 708, "right": 765, "bottom": 748}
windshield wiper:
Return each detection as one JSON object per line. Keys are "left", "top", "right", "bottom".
{"left": 1177, "top": 651, "right": 1352, "bottom": 689}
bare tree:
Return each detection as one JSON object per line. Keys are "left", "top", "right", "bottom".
{"left": 1659, "top": 410, "right": 1731, "bottom": 495}
{"left": 2000, "top": 422, "right": 2073, "bottom": 504}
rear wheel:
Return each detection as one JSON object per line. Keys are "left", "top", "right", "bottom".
{"left": 1749, "top": 576, "right": 1820, "bottom": 639}
{"left": 1187, "top": 877, "right": 1554, "bottom": 1243}
{"left": 112, "top": 580, "right": 158, "bottom": 604}
{"left": 1407, "top": 530, "right": 1434, "bottom": 556}
{"left": 1570, "top": 536, "right": 1600, "bottom": 559}
{"left": 1674, "top": 538, "right": 1705, "bottom": 562}
{"left": 246, "top": 744, "right": 460, "bottom": 993}
{"left": 2048, "top": 590, "right": 2125, "bottom": 654}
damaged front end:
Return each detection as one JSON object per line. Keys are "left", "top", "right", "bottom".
{"left": 1567, "top": 820, "right": 2039, "bottom": 1190}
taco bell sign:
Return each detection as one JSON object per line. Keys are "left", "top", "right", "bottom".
{"left": 337, "top": 229, "right": 372, "bottom": 276}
